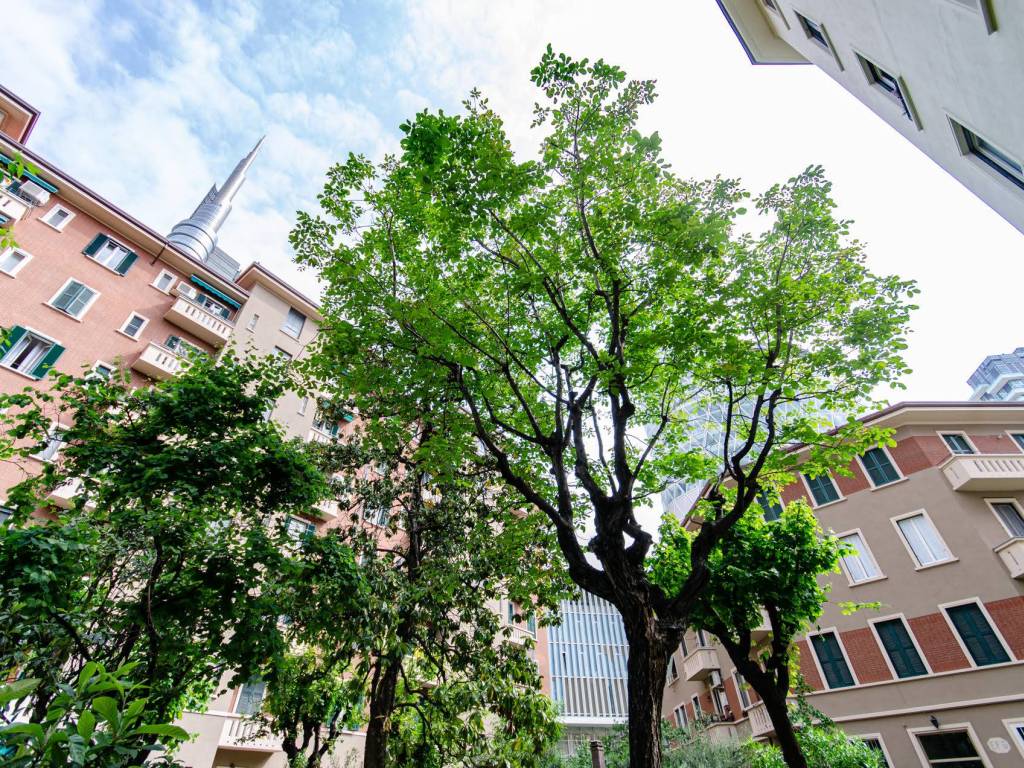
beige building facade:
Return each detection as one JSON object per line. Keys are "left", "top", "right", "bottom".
{"left": 663, "top": 402, "right": 1024, "bottom": 766}
{"left": 716, "top": 0, "right": 1024, "bottom": 234}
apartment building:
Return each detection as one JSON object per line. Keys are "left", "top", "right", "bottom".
{"left": 663, "top": 402, "right": 1024, "bottom": 766}
{"left": 968, "top": 347, "right": 1024, "bottom": 402}
{"left": 715, "top": 1, "right": 1024, "bottom": 234}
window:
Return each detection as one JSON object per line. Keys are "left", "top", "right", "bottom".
{"left": 272, "top": 346, "right": 293, "bottom": 361}
{"left": 757, "top": 491, "right": 783, "bottom": 522}
{"left": 796, "top": 13, "right": 829, "bottom": 50}
{"left": 507, "top": 600, "right": 517, "bottom": 624}
{"left": 990, "top": 501, "right": 1024, "bottom": 538}
{"left": 860, "top": 737, "right": 890, "bottom": 768}
{"left": 679, "top": 636, "right": 688, "bottom": 657}
{"left": 282, "top": 308, "right": 306, "bottom": 339}
{"left": 895, "top": 513, "right": 953, "bottom": 567}
{"left": 0, "top": 247, "right": 30, "bottom": 276}
{"left": 858, "top": 56, "right": 913, "bottom": 122}
{"left": 235, "top": 677, "right": 266, "bottom": 715}
{"left": 82, "top": 234, "right": 137, "bottom": 275}
{"left": 41, "top": 205, "right": 74, "bottom": 231}
{"left": 247, "top": 313, "right": 260, "bottom": 331}
{"left": 190, "top": 290, "right": 232, "bottom": 319}
{"left": 691, "top": 695, "right": 702, "bottom": 716}
{"left": 860, "top": 447, "right": 900, "bottom": 487}
{"left": 953, "top": 121, "right": 1024, "bottom": 190}
{"left": 673, "top": 704, "right": 688, "bottom": 728}
{"left": 284, "top": 515, "right": 316, "bottom": 542}
{"left": 916, "top": 730, "right": 984, "bottom": 767}
{"left": 91, "top": 362, "right": 114, "bottom": 379}
{"left": 838, "top": 532, "right": 882, "bottom": 583}
{"left": 695, "top": 629, "right": 710, "bottom": 648}
{"left": 946, "top": 603, "right": 1010, "bottom": 666}
{"left": 152, "top": 270, "right": 175, "bottom": 293}
{"left": 363, "top": 503, "right": 391, "bottom": 527}
{"left": 298, "top": 396, "right": 309, "bottom": 415}
{"left": 1007, "top": 720, "right": 1024, "bottom": 759}
{"left": 941, "top": 433, "right": 975, "bottom": 455}
{"left": 50, "top": 280, "right": 99, "bottom": 319}
{"left": 734, "top": 672, "right": 751, "bottom": 710}
{"left": 0, "top": 327, "right": 64, "bottom": 379}
{"left": 165, "top": 335, "right": 203, "bottom": 358}
{"left": 667, "top": 656, "right": 679, "bottom": 682}
{"left": 119, "top": 313, "right": 148, "bottom": 339}
{"left": 874, "top": 619, "right": 927, "bottom": 678}
{"left": 1011, "top": 433, "right": 1024, "bottom": 452}
{"left": 761, "top": 0, "right": 779, "bottom": 10}
{"left": 313, "top": 410, "right": 340, "bottom": 437}
{"left": 32, "top": 428, "right": 64, "bottom": 463}
{"left": 809, "top": 632, "right": 855, "bottom": 689}
{"left": 804, "top": 472, "right": 840, "bottom": 506}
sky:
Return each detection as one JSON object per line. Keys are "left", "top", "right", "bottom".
{"left": 6, "top": 0, "right": 1023, "bottom": 406}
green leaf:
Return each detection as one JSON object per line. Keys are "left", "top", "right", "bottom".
{"left": 0, "top": 678, "right": 39, "bottom": 705}
{"left": 77, "top": 708, "right": 96, "bottom": 739}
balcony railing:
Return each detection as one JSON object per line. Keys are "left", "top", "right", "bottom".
{"left": 995, "top": 538, "right": 1024, "bottom": 580}
{"left": 218, "top": 717, "right": 280, "bottom": 752}
{"left": 164, "top": 296, "right": 233, "bottom": 347}
{"left": 683, "top": 647, "right": 719, "bottom": 682}
{"left": 505, "top": 624, "right": 537, "bottom": 646}
{"left": 0, "top": 186, "right": 29, "bottom": 223}
{"left": 747, "top": 701, "right": 774, "bottom": 739}
{"left": 701, "top": 719, "right": 738, "bottom": 744}
{"left": 131, "top": 342, "right": 184, "bottom": 381}
{"left": 943, "top": 454, "right": 1024, "bottom": 492}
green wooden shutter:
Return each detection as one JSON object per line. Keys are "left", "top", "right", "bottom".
{"left": 82, "top": 234, "right": 108, "bottom": 256}
{"left": 31, "top": 343, "right": 65, "bottom": 379}
{"left": 0, "top": 326, "right": 27, "bottom": 358}
{"left": 876, "top": 619, "right": 926, "bottom": 678}
{"left": 115, "top": 251, "right": 138, "bottom": 275}
{"left": 947, "top": 604, "right": 1010, "bottom": 666}
{"left": 811, "top": 633, "right": 854, "bottom": 688}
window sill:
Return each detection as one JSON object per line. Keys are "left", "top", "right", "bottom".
{"left": 812, "top": 497, "right": 846, "bottom": 511}
{"left": 115, "top": 329, "right": 143, "bottom": 342}
{"left": 869, "top": 477, "right": 908, "bottom": 492}
{"left": 0, "top": 270, "right": 19, "bottom": 278}
{"left": 913, "top": 557, "right": 959, "bottom": 572}
{"left": 85, "top": 256, "right": 129, "bottom": 276}
{"left": 44, "top": 302, "right": 86, "bottom": 323}
{"left": 280, "top": 330, "right": 302, "bottom": 340}
{"left": 150, "top": 284, "right": 173, "bottom": 295}
{"left": 0, "top": 362, "right": 43, "bottom": 381}
{"left": 40, "top": 219, "right": 71, "bottom": 233}
{"left": 847, "top": 574, "right": 887, "bottom": 588}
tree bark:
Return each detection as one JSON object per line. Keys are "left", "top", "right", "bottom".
{"left": 363, "top": 657, "right": 401, "bottom": 768}
{"left": 761, "top": 693, "right": 807, "bottom": 768}
{"left": 623, "top": 616, "right": 669, "bottom": 768}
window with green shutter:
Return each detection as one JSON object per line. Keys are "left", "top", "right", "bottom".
{"left": 946, "top": 603, "right": 1010, "bottom": 666}
{"left": 51, "top": 280, "right": 97, "bottom": 318}
{"left": 757, "top": 491, "right": 783, "bottom": 522}
{"left": 810, "top": 632, "right": 855, "bottom": 688}
{"left": 875, "top": 619, "right": 926, "bottom": 678}
{"left": 861, "top": 447, "right": 900, "bottom": 486}
{"left": 1, "top": 326, "right": 64, "bottom": 379}
{"left": 83, "top": 233, "right": 137, "bottom": 275}
{"left": 804, "top": 472, "right": 840, "bottom": 506}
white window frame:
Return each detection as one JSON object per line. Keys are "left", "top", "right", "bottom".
{"left": 733, "top": 670, "right": 752, "bottom": 711}
{"left": 117, "top": 312, "right": 150, "bottom": 340}
{"left": 690, "top": 694, "right": 702, "bottom": 716}
{"left": 47, "top": 277, "right": 101, "bottom": 321}
{"left": 298, "top": 396, "right": 309, "bottom": 415}
{"left": 667, "top": 656, "right": 679, "bottom": 683}
{"left": 908, "top": 722, "right": 992, "bottom": 768}
{"left": 853, "top": 50, "right": 921, "bottom": 129}
{"left": 0, "top": 246, "right": 32, "bottom": 277}
{"left": 1005, "top": 431, "right": 1024, "bottom": 453}
{"left": 867, "top": 613, "right": 932, "bottom": 679}
{"left": 86, "top": 236, "right": 135, "bottom": 274}
{"left": 800, "top": 471, "right": 845, "bottom": 509}
{"left": 984, "top": 498, "right": 1024, "bottom": 539}
{"left": 0, "top": 325, "right": 61, "bottom": 379}
{"left": 1004, "top": 717, "right": 1024, "bottom": 760}
{"left": 247, "top": 313, "right": 260, "bottom": 331}
{"left": 151, "top": 269, "right": 176, "bottom": 294}
{"left": 89, "top": 360, "right": 115, "bottom": 381}
{"left": 856, "top": 444, "right": 904, "bottom": 489}
{"left": 40, "top": 204, "right": 75, "bottom": 232}
{"left": 31, "top": 423, "right": 65, "bottom": 464}
{"left": 835, "top": 528, "right": 886, "bottom": 586}
{"left": 673, "top": 704, "right": 688, "bottom": 728}
{"left": 891, "top": 509, "right": 957, "bottom": 570}
{"left": 281, "top": 307, "right": 306, "bottom": 339}
{"left": 805, "top": 627, "right": 859, "bottom": 689}
{"left": 937, "top": 430, "right": 978, "bottom": 456}
{"left": 854, "top": 734, "right": 893, "bottom": 768}
{"left": 793, "top": 9, "right": 843, "bottom": 70}
{"left": 938, "top": 597, "right": 1012, "bottom": 670}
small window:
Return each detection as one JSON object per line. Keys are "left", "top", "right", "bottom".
{"left": 734, "top": 672, "right": 751, "bottom": 710}
{"left": 895, "top": 513, "right": 952, "bottom": 567}
{"left": 796, "top": 13, "right": 831, "bottom": 51}
{"left": 917, "top": 730, "right": 984, "bottom": 767}
{"left": 679, "top": 636, "right": 688, "bottom": 657}
{"left": 152, "top": 270, "right": 175, "bottom": 293}
{"left": 810, "top": 632, "right": 855, "bottom": 689}
{"left": 165, "top": 335, "right": 202, "bottom": 358}
{"left": 273, "top": 346, "right": 293, "bottom": 361}
{"left": 298, "top": 396, "right": 309, "bottom": 415}
{"left": 860, "top": 447, "right": 900, "bottom": 487}
{"left": 673, "top": 704, "right": 688, "bottom": 728}
{"left": 91, "top": 361, "right": 114, "bottom": 380}
{"left": 83, "top": 234, "right": 137, "bottom": 275}
{"left": 312, "top": 410, "right": 339, "bottom": 437}
{"left": 50, "top": 279, "right": 99, "bottom": 319}
{"left": 667, "top": 656, "right": 679, "bottom": 682}
{"left": 941, "top": 433, "right": 975, "bottom": 455}
{"left": 695, "top": 629, "right": 710, "bottom": 648}
{"left": 247, "top": 313, "right": 259, "bottom": 331}
{"left": 32, "top": 427, "right": 64, "bottom": 463}
{"left": 861, "top": 738, "right": 890, "bottom": 768}
{"left": 952, "top": 120, "right": 1024, "bottom": 191}
{"left": 41, "top": 205, "right": 74, "bottom": 231}
{"left": 1011, "top": 433, "right": 1024, "bottom": 452}
{"left": 838, "top": 532, "right": 882, "bottom": 583}
{"left": 946, "top": 603, "right": 1010, "bottom": 666}
{"left": 874, "top": 619, "right": 927, "bottom": 678}
{"left": 691, "top": 694, "right": 702, "bottom": 716}
{"left": 858, "top": 56, "right": 913, "bottom": 122}
{"left": 284, "top": 515, "right": 316, "bottom": 541}
{"left": 804, "top": 472, "right": 840, "bottom": 506}
{"left": 761, "top": 0, "right": 779, "bottom": 10}
{"left": 363, "top": 503, "right": 391, "bottom": 527}
{"left": 757, "top": 490, "right": 783, "bottom": 521}
{"left": 235, "top": 677, "right": 266, "bottom": 715}
{"left": 119, "top": 313, "right": 148, "bottom": 339}
{"left": 990, "top": 501, "right": 1024, "bottom": 538}
{"left": 281, "top": 308, "right": 306, "bottom": 339}
{"left": 0, "top": 247, "right": 31, "bottom": 276}
{"left": 1, "top": 327, "right": 64, "bottom": 379}
{"left": 507, "top": 600, "right": 517, "bottom": 624}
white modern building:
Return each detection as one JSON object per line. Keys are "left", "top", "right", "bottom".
{"left": 715, "top": 0, "right": 1024, "bottom": 234}
{"left": 968, "top": 347, "right": 1024, "bottom": 402}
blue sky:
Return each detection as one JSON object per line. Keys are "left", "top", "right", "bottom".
{"left": 7, "top": 0, "right": 1024, "bottom": 403}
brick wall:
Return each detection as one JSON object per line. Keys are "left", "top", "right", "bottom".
{"left": 986, "top": 596, "right": 1024, "bottom": 659}
{"left": 795, "top": 639, "right": 824, "bottom": 690}
{"left": 839, "top": 627, "right": 892, "bottom": 683}
{"left": 970, "top": 433, "right": 1015, "bottom": 454}
{"left": 887, "top": 435, "right": 948, "bottom": 476}
{"left": 723, "top": 675, "right": 743, "bottom": 717}
{"left": 834, "top": 459, "right": 870, "bottom": 496}
{"left": 908, "top": 613, "right": 970, "bottom": 672}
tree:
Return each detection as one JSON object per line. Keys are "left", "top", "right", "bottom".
{"left": 292, "top": 48, "right": 916, "bottom": 768}
{"left": 0, "top": 352, "right": 331, "bottom": 735}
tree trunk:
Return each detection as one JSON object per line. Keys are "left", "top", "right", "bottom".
{"left": 363, "top": 657, "right": 401, "bottom": 768}
{"left": 761, "top": 693, "right": 807, "bottom": 768}
{"left": 623, "top": 617, "right": 669, "bottom": 768}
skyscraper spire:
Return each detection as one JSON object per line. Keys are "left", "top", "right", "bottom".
{"left": 167, "top": 136, "right": 265, "bottom": 266}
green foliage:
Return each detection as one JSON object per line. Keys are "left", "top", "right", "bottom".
{"left": 553, "top": 724, "right": 749, "bottom": 768}
{"left": 0, "top": 663, "right": 188, "bottom": 768}
{"left": 746, "top": 727, "right": 884, "bottom": 768}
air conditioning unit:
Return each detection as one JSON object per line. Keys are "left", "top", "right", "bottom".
{"left": 709, "top": 669, "right": 723, "bottom": 688}
{"left": 17, "top": 180, "right": 50, "bottom": 206}
{"left": 176, "top": 281, "right": 198, "bottom": 299}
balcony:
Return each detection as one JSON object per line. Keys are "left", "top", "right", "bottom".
{"left": 995, "top": 538, "right": 1024, "bottom": 580}
{"left": 683, "top": 647, "right": 719, "bottom": 682}
{"left": 313, "top": 499, "right": 340, "bottom": 520}
{"left": 164, "top": 296, "right": 233, "bottom": 347}
{"left": 747, "top": 701, "right": 774, "bottom": 739}
{"left": 943, "top": 454, "right": 1024, "bottom": 492}
{"left": 505, "top": 623, "right": 537, "bottom": 646}
{"left": 131, "top": 342, "right": 184, "bottom": 380}
{"left": 218, "top": 717, "right": 280, "bottom": 752}
{"left": 0, "top": 186, "right": 28, "bottom": 223}
{"left": 702, "top": 719, "right": 738, "bottom": 744}
{"left": 47, "top": 478, "right": 94, "bottom": 511}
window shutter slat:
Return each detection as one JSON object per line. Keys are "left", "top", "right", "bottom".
{"left": 31, "top": 343, "right": 64, "bottom": 379}
{"left": 0, "top": 325, "right": 27, "bottom": 358}
{"left": 82, "top": 234, "right": 108, "bottom": 256}
{"left": 115, "top": 251, "right": 137, "bottom": 275}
